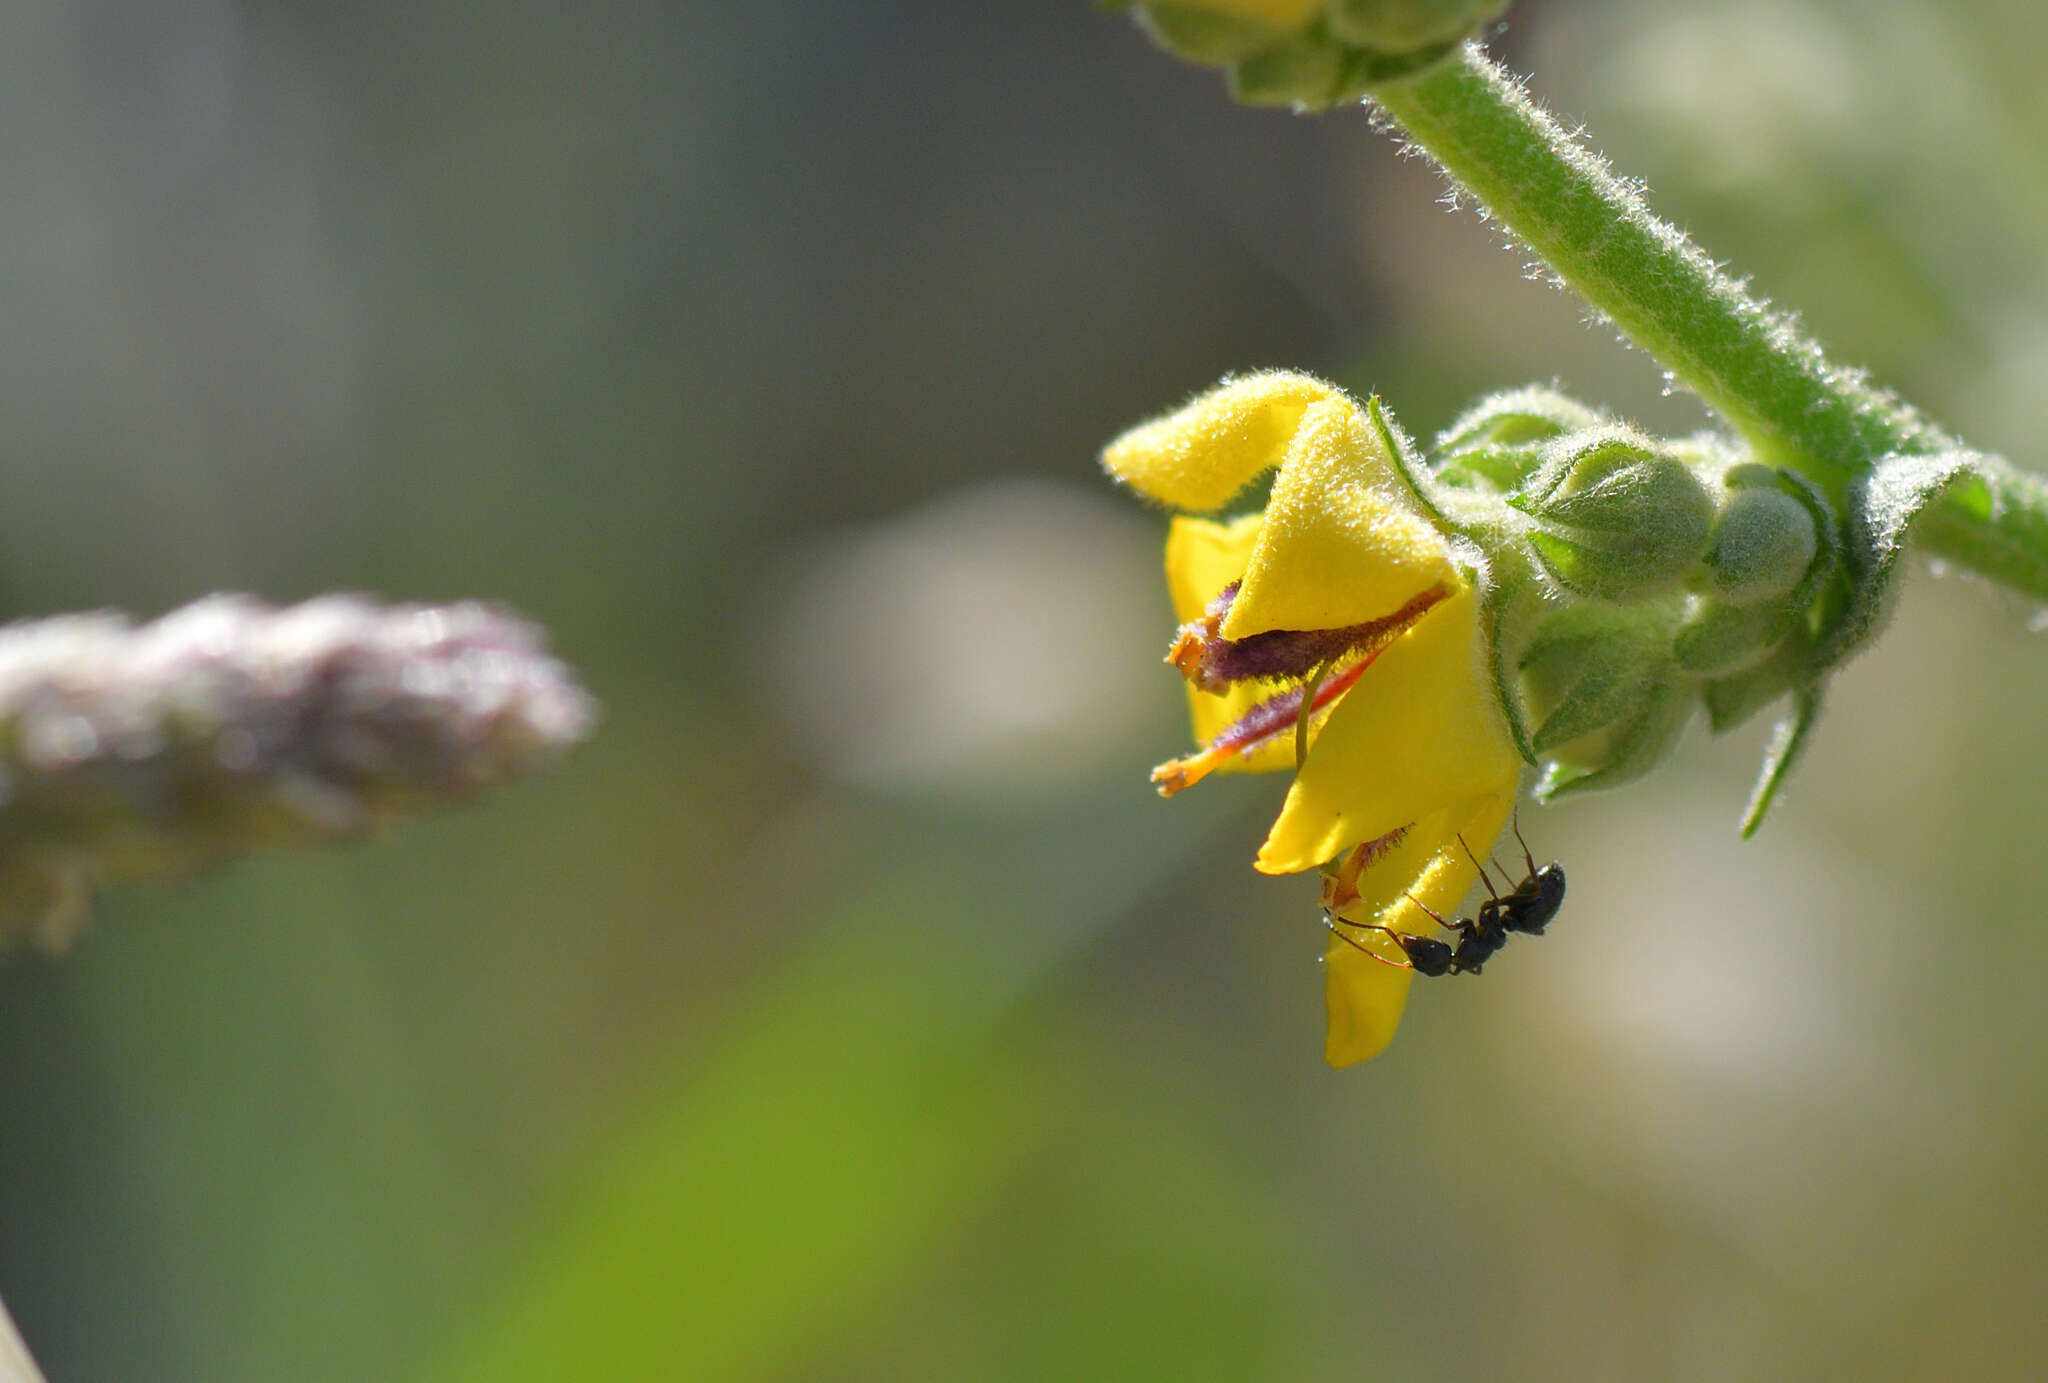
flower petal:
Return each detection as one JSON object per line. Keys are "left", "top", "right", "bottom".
{"left": 1103, "top": 372, "right": 1345, "bottom": 515}
{"left": 1225, "top": 397, "right": 1457, "bottom": 639}
{"left": 1164, "top": 514, "right": 1294, "bottom": 773}
{"left": 1322, "top": 793, "right": 1515, "bottom": 1066}
{"left": 1165, "top": 514, "right": 1261, "bottom": 624}
{"left": 1322, "top": 942, "right": 1415, "bottom": 1067}
{"left": 1257, "top": 586, "right": 1519, "bottom": 874}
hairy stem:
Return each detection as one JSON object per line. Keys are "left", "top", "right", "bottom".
{"left": 1371, "top": 43, "right": 2048, "bottom": 602}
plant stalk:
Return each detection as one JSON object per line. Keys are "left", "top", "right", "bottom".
{"left": 1372, "top": 43, "right": 2048, "bottom": 602}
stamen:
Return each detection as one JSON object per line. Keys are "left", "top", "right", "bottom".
{"left": 1167, "top": 584, "right": 1450, "bottom": 693}
{"left": 1151, "top": 583, "right": 1449, "bottom": 798}
{"left": 1166, "top": 583, "right": 1239, "bottom": 687}
{"left": 1152, "top": 652, "right": 1374, "bottom": 796}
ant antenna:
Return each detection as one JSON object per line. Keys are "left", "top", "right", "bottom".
{"left": 1510, "top": 806, "right": 1537, "bottom": 877}
{"left": 1404, "top": 892, "right": 1450, "bottom": 928}
{"left": 1456, "top": 833, "right": 1500, "bottom": 898}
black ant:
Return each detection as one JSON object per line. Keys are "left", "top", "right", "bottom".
{"left": 1320, "top": 814, "right": 1565, "bottom": 978}
{"left": 1484, "top": 812, "right": 1566, "bottom": 936}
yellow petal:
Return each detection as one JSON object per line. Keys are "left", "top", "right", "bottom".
{"left": 1163, "top": 514, "right": 1293, "bottom": 773}
{"left": 1257, "top": 586, "right": 1519, "bottom": 874}
{"left": 1321, "top": 793, "right": 1515, "bottom": 1066}
{"left": 1165, "top": 513, "right": 1262, "bottom": 624}
{"left": 1103, "top": 372, "right": 1341, "bottom": 515}
{"left": 1322, "top": 943, "right": 1415, "bottom": 1068}
{"left": 1224, "top": 397, "right": 1457, "bottom": 639}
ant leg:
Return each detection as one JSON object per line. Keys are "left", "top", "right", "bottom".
{"left": 1456, "top": 833, "right": 1500, "bottom": 898}
{"left": 1511, "top": 806, "right": 1538, "bottom": 878}
{"left": 1322, "top": 912, "right": 1412, "bottom": 969}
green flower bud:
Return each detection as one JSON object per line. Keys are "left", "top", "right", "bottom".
{"left": 1432, "top": 388, "right": 1605, "bottom": 493}
{"left": 1326, "top": 0, "right": 1508, "bottom": 54}
{"left": 1136, "top": 4, "right": 1302, "bottom": 65}
{"left": 1513, "top": 429, "right": 1716, "bottom": 600}
{"left": 1700, "top": 464, "right": 1821, "bottom": 605}
{"left": 1229, "top": 29, "right": 1360, "bottom": 106}
{"left": 1127, "top": 0, "right": 1510, "bottom": 108}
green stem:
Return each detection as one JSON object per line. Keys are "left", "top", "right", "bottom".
{"left": 1371, "top": 43, "right": 2048, "bottom": 602}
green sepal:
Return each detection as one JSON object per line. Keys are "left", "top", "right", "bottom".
{"left": 1433, "top": 388, "right": 1602, "bottom": 493}
{"left": 1334, "top": 35, "right": 1465, "bottom": 88}
{"left": 1711, "top": 459, "right": 1934, "bottom": 836}
{"left": 1326, "top": 0, "right": 1508, "bottom": 51}
{"left": 1701, "top": 638, "right": 1804, "bottom": 734}
{"left": 1136, "top": 5, "right": 1297, "bottom": 65}
{"left": 1228, "top": 29, "right": 1352, "bottom": 105}
{"left": 1532, "top": 679, "right": 1693, "bottom": 801}
{"left": 1436, "top": 447, "right": 1537, "bottom": 493}
{"left": 1482, "top": 575, "right": 1541, "bottom": 766}
{"left": 1739, "top": 686, "right": 1821, "bottom": 838}
{"left": 1771, "top": 467, "right": 1842, "bottom": 611}
{"left": 1436, "top": 387, "right": 1604, "bottom": 456}
{"left": 1515, "top": 600, "right": 1678, "bottom": 754}
{"left": 1230, "top": 29, "right": 1463, "bottom": 108}
{"left": 1370, "top": 394, "right": 1455, "bottom": 528}
{"left": 1673, "top": 598, "right": 1796, "bottom": 676}
{"left": 1809, "top": 451, "right": 1983, "bottom": 669}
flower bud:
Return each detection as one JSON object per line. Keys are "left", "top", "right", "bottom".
{"left": 1135, "top": 3, "right": 1310, "bottom": 66}
{"left": 1699, "top": 464, "right": 1821, "bottom": 605}
{"left": 1514, "top": 429, "right": 1715, "bottom": 600}
{"left": 1229, "top": 31, "right": 1361, "bottom": 107}
{"left": 1129, "top": 0, "right": 1509, "bottom": 109}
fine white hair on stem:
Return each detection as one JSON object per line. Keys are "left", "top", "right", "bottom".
{"left": 0, "top": 594, "right": 596, "bottom": 950}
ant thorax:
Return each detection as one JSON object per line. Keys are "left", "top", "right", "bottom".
{"left": 1320, "top": 816, "right": 1565, "bottom": 980}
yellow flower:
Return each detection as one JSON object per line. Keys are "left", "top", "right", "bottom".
{"left": 1104, "top": 372, "right": 1522, "bottom": 1065}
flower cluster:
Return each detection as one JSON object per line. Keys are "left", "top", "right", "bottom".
{"left": 1105, "top": 372, "right": 1867, "bottom": 1064}
{"left": 0, "top": 595, "right": 594, "bottom": 951}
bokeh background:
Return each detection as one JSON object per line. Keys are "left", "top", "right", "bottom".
{"left": 3, "top": 1, "right": 2048, "bottom": 1379}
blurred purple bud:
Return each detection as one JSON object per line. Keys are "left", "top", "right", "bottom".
{"left": 0, "top": 594, "right": 595, "bottom": 950}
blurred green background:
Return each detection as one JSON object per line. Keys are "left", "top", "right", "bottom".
{"left": 4, "top": 1, "right": 2048, "bottom": 1379}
